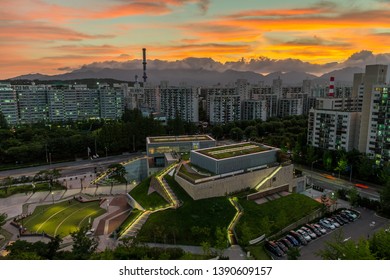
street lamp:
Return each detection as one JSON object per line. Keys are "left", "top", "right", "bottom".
{"left": 51, "top": 192, "right": 54, "bottom": 204}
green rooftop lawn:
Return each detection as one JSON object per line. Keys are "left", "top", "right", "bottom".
{"left": 22, "top": 200, "right": 105, "bottom": 237}
{"left": 198, "top": 143, "right": 271, "bottom": 159}
{"left": 177, "top": 164, "right": 210, "bottom": 181}
{"left": 136, "top": 175, "right": 236, "bottom": 246}
{"left": 235, "top": 193, "right": 321, "bottom": 245}
{"left": 149, "top": 135, "right": 211, "bottom": 143}
{"left": 129, "top": 177, "right": 169, "bottom": 210}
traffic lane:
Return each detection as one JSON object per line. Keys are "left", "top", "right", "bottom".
{"left": 0, "top": 153, "right": 140, "bottom": 178}
{"left": 311, "top": 177, "right": 380, "bottom": 200}
{"left": 299, "top": 207, "right": 390, "bottom": 260}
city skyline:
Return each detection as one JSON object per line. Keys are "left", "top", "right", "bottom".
{"left": 2, "top": 0, "right": 390, "bottom": 79}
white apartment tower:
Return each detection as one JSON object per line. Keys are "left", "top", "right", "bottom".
{"left": 159, "top": 84, "right": 199, "bottom": 123}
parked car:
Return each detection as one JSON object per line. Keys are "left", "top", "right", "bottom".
{"left": 280, "top": 238, "right": 294, "bottom": 249}
{"left": 313, "top": 223, "right": 327, "bottom": 234}
{"left": 327, "top": 217, "right": 340, "bottom": 228}
{"left": 306, "top": 224, "right": 322, "bottom": 236}
{"left": 275, "top": 240, "right": 288, "bottom": 253}
{"left": 290, "top": 230, "right": 308, "bottom": 245}
{"left": 297, "top": 229, "right": 312, "bottom": 241}
{"left": 286, "top": 234, "right": 300, "bottom": 246}
{"left": 343, "top": 209, "right": 358, "bottom": 220}
{"left": 301, "top": 226, "right": 317, "bottom": 239}
{"left": 332, "top": 215, "right": 345, "bottom": 225}
{"left": 265, "top": 241, "right": 284, "bottom": 257}
{"left": 320, "top": 218, "right": 335, "bottom": 230}
{"left": 335, "top": 214, "right": 349, "bottom": 224}
{"left": 340, "top": 212, "right": 355, "bottom": 222}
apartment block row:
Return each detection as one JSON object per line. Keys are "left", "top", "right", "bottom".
{"left": 1, "top": 78, "right": 357, "bottom": 126}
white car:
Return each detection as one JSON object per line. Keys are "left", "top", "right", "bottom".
{"left": 313, "top": 223, "right": 327, "bottom": 234}
{"left": 327, "top": 218, "right": 340, "bottom": 228}
{"left": 320, "top": 219, "right": 335, "bottom": 230}
{"left": 343, "top": 210, "right": 358, "bottom": 219}
{"left": 297, "top": 229, "right": 312, "bottom": 241}
{"left": 301, "top": 226, "right": 317, "bottom": 239}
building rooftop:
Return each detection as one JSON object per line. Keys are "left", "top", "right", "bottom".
{"left": 196, "top": 142, "right": 273, "bottom": 160}
{"left": 147, "top": 135, "right": 215, "bottom": 144}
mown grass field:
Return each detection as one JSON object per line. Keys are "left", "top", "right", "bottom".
{"left": 22, "top": 200, "right": 105, "bottom": 237}
{"left": 137, "top": 175, "right": 236, "bottom": 246}
{"left": 235, "top": 193, "right": 321, "bottom": 245}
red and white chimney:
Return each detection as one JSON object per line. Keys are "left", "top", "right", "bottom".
{"left": 328, "top": 76, "right": 335, "bottom": 97}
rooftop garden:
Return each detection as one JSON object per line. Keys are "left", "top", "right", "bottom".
{"left": 198, "top": 143, "right": 272, "bottom": 160}
{"left": 148, "top": 135, "right": 212, "bottom": 143}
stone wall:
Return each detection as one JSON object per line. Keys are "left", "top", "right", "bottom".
{"left": 176, "top": 165, "right": 286, "bottom": 200}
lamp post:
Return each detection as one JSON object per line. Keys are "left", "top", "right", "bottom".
{"left": 125, "top": 179, "right": 128, "bottom": 194}
{"left": 51, "top": 192, "right": 54, "bottom": 204}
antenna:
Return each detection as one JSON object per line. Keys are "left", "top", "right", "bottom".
{"left": 142, "top": 48, "right": 147, "bottom": 83}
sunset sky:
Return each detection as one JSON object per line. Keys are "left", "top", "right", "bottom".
{"left": 1, "top": 0, "right": 390, "bottom": 79}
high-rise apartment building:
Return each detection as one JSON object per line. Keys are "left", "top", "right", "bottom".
{"left": 0, "top": 83, "right": 18, "bottom": 125}
{"left": 206, "top": 87, "right": 240, "bottom": 124}
{"left": 242, "top": 100, "right": 267, "bottom": 121}
{"left": 358, "top": 65, "right": 388, "bottom": 153}
{"left": 365, "top": 85, "right": 390, "bottom": 164}
{"left": 307, "top": 108, "right": 361, "bottom": 151}
{"left": 160, "top": 84, "right": 199, "bottom": 123}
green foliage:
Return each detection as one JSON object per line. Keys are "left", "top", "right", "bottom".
{"left": 71, "top": 226, "right": 99, "bottom": 260}
{"left": 0, "top": 111, "right": 9, "bottom": 129}
{"left": 317, "top": 230, "right": 376, "bottom": 260}
{"left": 108, "top": 163, "right": 127, "bottom": 183}
{"left": 335, "top": 154, "right": 348, "bottom": 178}
{"left": 236, "top": 193, "right": 321, "bottom": 245}
{"left": 136, "top": 175, "right": 236, "bottom": 246}
{"left": 287, "top": 247, "right": 301, "bottom": 260}
{"left": 323, "top": 150, "right": 333, "bottom": 171}
{"left": 369, "top": 229, "right": 390, "bottom": 259}
{"left": 129, "top": 177, "right": 168, "bottom": 210}
{"left": 379, "top": 180, "right": 390, "bottom": 217}
{"left": 0, "top": 213, "right": 7, "bottom": 228}
{"left": 211, "top": 125, "right": 224, "bottom": 140}
{"left": 347, "top": 187, "right": 359, "bottom": 207}
{"left": 230, "top": 127, "right": 244, "bottom": 141}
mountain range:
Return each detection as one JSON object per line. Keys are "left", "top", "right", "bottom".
{"left": 10, "top": 66, "right": 364, "bottom": 86}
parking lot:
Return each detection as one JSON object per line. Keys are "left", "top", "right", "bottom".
{"left": 298, "top": 207, "right": 390, "bottom": 260}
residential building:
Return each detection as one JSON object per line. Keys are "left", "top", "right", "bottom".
{"left": 307, "top": 108, "right": 361, "bottom": 151}
{"left": 206, "top": 87, "right": 240, "bottom": 124}
{"left": 0, "top": 83, "right": 18, "bottom": 125}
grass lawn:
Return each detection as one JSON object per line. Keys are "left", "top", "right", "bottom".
{"left": 235, "top": 193, "right": 321, "bottom": 245}
{"left": 129, "top": 177, "right": 169, "bottom": 210}
{"left": 22, "top": 200, "right": 105, "bottom": 237}
{"left": 137, "top": 175, "right": 236, "bottom": 246}
{"left": 246, "top": 245, "right": 271, "bottom": 260}
{"left": 0, "top": 182, "right": 65, "bottom": 198}
{"left": 0, "top": 228, "right": 12, "bottom": 249}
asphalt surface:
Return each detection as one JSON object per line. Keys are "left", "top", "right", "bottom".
{"left": 298, "top": 207, "right": 390, "bottom": 260}
{"left": 0, "top": 153, "right": 142, "bottom": 179}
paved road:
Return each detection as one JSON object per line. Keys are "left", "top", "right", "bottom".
{"left": 0, "top": 153, "right": 142, "bottom": 179}
{"left": 299, "top": 207, "right": 390, "bottom": 260}
{"left": 297, "top": 165, "right": 381, "bottom": 200}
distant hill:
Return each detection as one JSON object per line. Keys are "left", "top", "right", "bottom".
{"left": 9, "top": 66, "right": 361, "bottom": 86}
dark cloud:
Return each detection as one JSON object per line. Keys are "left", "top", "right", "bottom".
{"left": 76, "top": 50, "right": 390, "bottom": 75}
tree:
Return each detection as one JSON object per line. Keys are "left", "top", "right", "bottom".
{"left": 323, "top": 150, "right": 333, "bottom": 171}
{"left": 348, "top": 187, "right": 360, "bottom": 207}
{"left": 230, "top": 127, "right": 243, "bottom": 141}
{"left": 211, "top": 125, "right": 224, "bottom": 140}
{"left": 379, "top": 180, "right": 390, "bottom": 217}
{"left": 108, "top": 163, "right": 127, "bottom": 183}
{"left": 369, "top": 229, "right": 390, "bottom": 259}
{"left": 45, "top": 235, "right": 62, "bottom": 259}
{"left": 214, "top": 227, "right": 228, "bottom": 256}
{"left": 244, "top": 126, "right": 257, "bottom": 140}
{"left": 287, "top": 247, "right": 301, "bottom": 260}
{"left": 70, "top": 226, "right": 99, "bottom": 259}
{"left": 0, "top": 111, "right": 8, "bottom": 129}
{"left": 0, "top": 213, "right": 7, "bottom": 228}
{"left": 317, "top": 230, "right": 375, "bottom": 260}
{"left": 200, "top": 241, "right": 211, "bottom": 256}
{"left": 335, "top": 154, "right": 348, "bottom": 178}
